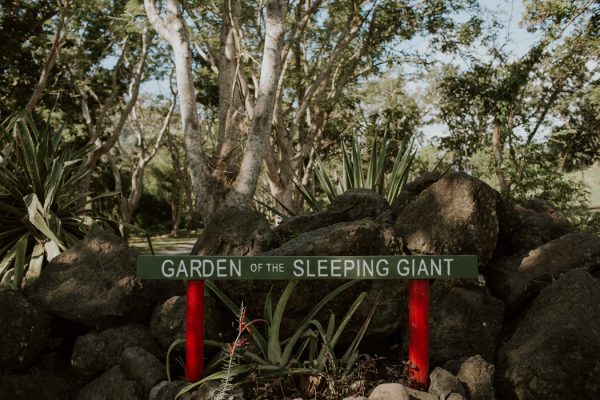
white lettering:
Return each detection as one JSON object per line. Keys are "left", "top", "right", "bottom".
{"left": 161, "top": 260, "right": 175, "bottom": 277}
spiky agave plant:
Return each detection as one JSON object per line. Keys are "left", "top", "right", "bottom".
{"left": 0, "top": 112, "right": 106, "bottom": 289}
{"left": 289, "top": 134, "right": 416, "bottom": 213}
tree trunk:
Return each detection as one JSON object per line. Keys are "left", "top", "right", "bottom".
{"left": 492, "top": 117, "right": 509, "bottom": 195}
{"left": 225, "top": 0, "right": 287, "bottom": 208}
{"left": 26, "top": 1, "right": 69, "bottom": 113}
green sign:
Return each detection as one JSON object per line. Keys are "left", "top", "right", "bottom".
{"left": 137, "top": 255, "right": 478, "bottom": 280}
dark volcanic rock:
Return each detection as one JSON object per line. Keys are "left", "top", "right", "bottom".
{"left": 488, "top": 232, "right": 600, "bottom": 310}
{"left": 497, "top": 269, "right": 600, "bottom": 400}
{"left": 24, "top": 230, "right": 177, "bottom": 328}
{"left": 391, "top": 171, "right": 441, "bottom": 217}
{"left": 71, "top": 324, "right": 160, "bottom": 377}
{"left": 76, "top": 366, "right": 144, "bottom": 400}
{"left": 394, "top": 172, "right": 499, "bottom": 267}
{"left": 0, "top": 289, "right": 50, "bottom": 371}
{"left": 265, "top": 218, "right": 389, "bottom": 256}
{"left": 0, "top": 368, "right": 84, "bottom": 400}
{"left": 119, "top": 347, "right": 165, "bottom": 393}
{"left": 519, "top": 198, "right": 572, "bottom": 242}
{"left": 276, "top": 189, "right": 391, "bottom": 237}
{"left": 427, "top": 280, "right": 504, "bottom": 366}
{"left": 150, "top": 295, "right": 229, "bottom": 349}
{"left": 191, "top": 207, "right": 279, "bottom": 256}
{"left": 149, "top": 296, "right": 186, "bottom": 349}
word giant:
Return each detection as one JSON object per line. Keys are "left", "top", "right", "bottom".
{"left": 137, "top": 255, "right": 478, "bottom": 280}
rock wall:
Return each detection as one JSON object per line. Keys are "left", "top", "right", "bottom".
{"left": 2, "top": 172, "right": 599, "bottom": 400}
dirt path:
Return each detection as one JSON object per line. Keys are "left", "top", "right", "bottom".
{"left": 129, "top": 236, "right": 197, "bottom": 255}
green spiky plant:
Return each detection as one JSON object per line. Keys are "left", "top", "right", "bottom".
{"left": 0, "top": 112, "right": 107, "bottom": 289}
{"left": 258, "top": 135, "right": 416, "bottom": 217}
{"left": 322, "top": 135, "right": 415, "bottom": 205}
{"left": 174, "top": 279, "right": 378, "bottom": 398}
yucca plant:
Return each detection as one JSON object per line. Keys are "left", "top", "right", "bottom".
{"left": 0, "top": 112, "right": 102, "bottom": 289}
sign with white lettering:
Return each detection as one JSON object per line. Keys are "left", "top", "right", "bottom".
{"left": 136, "top": 255, "right": 478, "bottom": 280}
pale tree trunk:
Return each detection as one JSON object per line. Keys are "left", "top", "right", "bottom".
{"left": 492, "top": 117, "right": 509, "bottom": 195}
{"left": 26, "top": 0, "right": 70, "bottom": 113}
{"left": 145, "top": 0, "right": 218, "bottom": 219}
{"left": 226, "top": 0, "right": 287, "bottom": 208}
{"left": 145, "top": 0, "right": 288, "bottom": 221}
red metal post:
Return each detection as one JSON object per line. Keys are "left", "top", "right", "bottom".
{"left": 408, "top": 279, "right": 430, "bottom": 388}
{"left": 185, "top": 280, "right": 205, "bottom": 382}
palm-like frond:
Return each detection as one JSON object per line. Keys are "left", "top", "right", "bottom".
{"left": 0, "top": 112, "right": 99, "bottom": 289}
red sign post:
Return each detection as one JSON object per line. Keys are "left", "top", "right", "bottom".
{"left": 185, "top": 280, "right": 205, "bottom": 382}
{"left": 408, "top": 279, "right": 430, "bottom": 388}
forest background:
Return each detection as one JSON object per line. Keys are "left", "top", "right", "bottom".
{"left": 1, "top": 0, "right": 598, "bottom": 246}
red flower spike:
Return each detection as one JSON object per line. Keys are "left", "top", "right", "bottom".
{"left": 239, "top": 307, "right": 247, "bottom": 333}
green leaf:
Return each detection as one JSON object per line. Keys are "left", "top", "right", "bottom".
{"left": 26, "top": 242, "right": 45, "bottom": 283}
{"left": 268, "top": 280, "right": 298, "bottom": 365}
{"left": 341, "top": 291, "right": 381, "bottom": 367}
{"left": 12, "top": 236, "right": 28, "bottom": 289}
{"left": 15, "top": 116, "right": 43, "bottom": 197}
{"left": 23, "top": 194, "right": 66, "bottom": 250}
{"left": 166, "top": 338, "right": 186, "bottom": 382}
{"left": 280, "top": 280, "right": 359, "bottom": 367}
{"left": 264, "top": 289, "right": 273, "bottom": 325}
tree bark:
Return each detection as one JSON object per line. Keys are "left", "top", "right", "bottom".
{"left": 492, "top": 117, "right": 509, "bottom": 195}
{"left": 26, "top": 1, "right": 69, "bottom": 113}
{"left": 145, "top": 0, "right": 222, "bottom": 219}
{"left": 226, "top": 0, "right": 287, "bottom": 208}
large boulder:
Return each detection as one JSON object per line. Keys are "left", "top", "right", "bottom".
{"left": 264, "top": 218, "right": 390, "bottom": 256}
{"left": 391, "top": 171, "right": 441, "bottom": 217}
{"left": 191, "top": 207, "right": 279, "bottom": 256}
{"left": 518, "top": 198, "right": 572, "bottom": 243}
{"left": 217, "top": 219, "right": 408, "bottom": 338}
{"left": 393, "top": 172, "right": 499, "bottom": 267}
{"left": 276, "top": 189, "right": 391, "bottom": 238}
{"left": 0, "top": 289, "right": 50, "bottom": 372}
{"left": 495, "top": 198, "right": 574, "bottom": 256}
{"left": 427, "top": 280, "right": 504, "bottom": 366}
{"left": 488, "top": 232, "right": 600, "bottom": 311}
{"left": 71, "top": 324, "right": 161, "bottom": 377}
{"left": 25, "top": 230, "right": 178, "bottom": 328}
{"left": 496, "top": 269, "right": 600, "bottom": 400}
{"left": 76, "top": 366, "right": 144, "bottom": 400}
{"left": 119, "top": 347, "right": 165, "bottom": 394}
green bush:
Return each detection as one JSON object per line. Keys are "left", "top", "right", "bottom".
{"left": 0, "top": 113, "right": 102, "bottom": 289}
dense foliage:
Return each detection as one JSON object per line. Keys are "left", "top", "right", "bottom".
{"left": 0, "top": 113, "right": 100, "bottom": 289}
{"left": 0, "top": 0, "right": 597, "bottom": 236}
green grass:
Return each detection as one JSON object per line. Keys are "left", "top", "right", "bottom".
{"left": 129, "top": 233, "right": 199, "bottom": 255}
{"left": 568, "top": 163, "right": 600, "bottom": 210}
